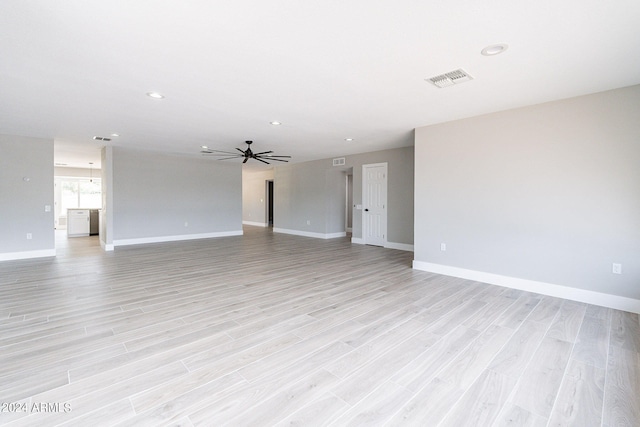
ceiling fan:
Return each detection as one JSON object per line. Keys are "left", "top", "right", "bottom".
{"left": 201, "top": 141, "right": 291, "bottom": 165}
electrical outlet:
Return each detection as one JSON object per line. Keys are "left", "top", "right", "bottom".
{"left": 306, "top": 220, "right": 311, "bottom": 225}
{"left": 612, "top": 263, "right": 622, "bottom": 274}
{"left": 440, "top": 243, "right": 446, "bottom": 251}
{"left": 44, "top": 205, "right": 51, "bottom": 212}
{"left": 26, "top": 233, "right": 32, "bottom": 240}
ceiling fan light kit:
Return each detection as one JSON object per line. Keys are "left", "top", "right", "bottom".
{"left": 201, "top": 141, "right": 291, "bottom": 165}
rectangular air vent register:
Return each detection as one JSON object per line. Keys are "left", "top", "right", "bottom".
{"left": 427, "top": 68, "right": 473, "bottom": 88}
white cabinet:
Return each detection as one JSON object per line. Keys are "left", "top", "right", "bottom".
{"left": 67, "top": 209, "right": 90, "bottom": 237}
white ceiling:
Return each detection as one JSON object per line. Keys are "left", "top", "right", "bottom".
{"left": 1, "top": 1, "right": 639, "bottom": 169}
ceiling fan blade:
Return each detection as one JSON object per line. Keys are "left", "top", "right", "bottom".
{"left": 214, "top": 156, "right": 243, "bottom": 161}
{"left": 261, "top": 157, "right": 288, "bottom": 162}
{"left": 243, "top": 157, "right": 249, "bottom": 164}
{"left": 254, "top": 150, "right": 273, "bottom": 155}
{"left": 255, "top": 157, "right": 270, "bottom": 164}
{"left": 201, "top": 150, "right": 241, "bottom": 155}
{"left": 236, "top": 148, "right": 246, "bottom": 154}
{"left": 264, "top": 155, "right": 291, "bottom": 158}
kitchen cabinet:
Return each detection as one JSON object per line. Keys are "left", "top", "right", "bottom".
{"left": 67, "top": 209, "right": 90, "bottom": 237}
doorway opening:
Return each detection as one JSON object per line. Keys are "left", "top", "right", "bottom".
{"left": 266, "top": 180, "right": 274, "bottom": 227}
{"left": 53, "top": 175, "right": 102, "bottom": 250}
{"left": 54, "top": 177, "right": 102, "bottom": 230}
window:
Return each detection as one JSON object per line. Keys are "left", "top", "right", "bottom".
{"left": 58, "top": 178, "right": 102, "bottom": 211}
{"left": 79, "top": 180, "right": 102, "bottom": 208}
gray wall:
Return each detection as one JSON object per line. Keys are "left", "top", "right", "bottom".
{"left": 414, "top": 85, "right": 640, "bottom": 300}
{"left": 242, "top": 168, "right": 274, "bottom": 225}
{"left": 325, "top": 168, "right": 347, "bottom": 234}
{"left": 346, "top": 174, "right": 353, "bottom": 229}
{"left": 273, "top": 146, "right": 414, "bottom": 244}
{"left": 274, "top": 161, "right": 339, "bottom": 234}
{"left": 0, "top": 134, "right": 55, "bottom": 257}
{"left": 349, "top": 146, "right": 414, "bottom": 244}
{"left": 100, "top": 146, "right": 113, "bottom": 248}
{"left": 112, "top": 148, "right": 242, "bottom": 241}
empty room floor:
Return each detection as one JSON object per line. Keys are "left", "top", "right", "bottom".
{"left": 0, "top": 226, "right": 638, "bottom": 426}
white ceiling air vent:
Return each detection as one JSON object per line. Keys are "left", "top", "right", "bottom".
{"left": 426, "top": 68, "right": 474, "bottom": 88}
{"left": 333, "top": 157, "right": 346, "bottom": 166}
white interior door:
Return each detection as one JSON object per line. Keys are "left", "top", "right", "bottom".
{"left": 362, "top": 163, "right": 387, "bottom": 246}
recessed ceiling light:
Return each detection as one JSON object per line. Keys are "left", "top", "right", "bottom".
{"left": 345, "top": 138, "right": 354, "bottom": 142}
{"left": 111, "top": 133, "right": 119, "bottom": 137}
{"left": 481, "top": 43, "right": 508, "bottom": 56}
{"left": 270, "top": 121, "right": 281, "bottom": 125}
{"left": 201, "top": 145, "right": 208, "bottom": 149}
{"left": 146, "top": 91, "right": 165, "bottom": 99}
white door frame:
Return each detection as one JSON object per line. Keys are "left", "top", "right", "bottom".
{"left": 362, "top": 162, "right": 387, "bottom": 246}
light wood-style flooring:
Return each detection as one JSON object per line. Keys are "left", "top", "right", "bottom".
{"left": 1, "top": 226, "right": 638, "bottom": 426}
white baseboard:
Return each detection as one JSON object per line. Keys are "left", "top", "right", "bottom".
{"left": 273, "top": 228, "right": 346, "bottom": 239}
{"left": 100, "top": 239, "right": 114, "bottom": 251}
{"left": 243, "top": 221, "right": 267, "bottom": 227}
{"left": 350, "top": 238, "right": 413, "bottom": 252}
{"left": 0, "top": 249, "right": 56, "bottom": 261}
{"left": 113, "top": 230, "right": 244, "bottom": 247}
{"left": 385, "top": 242, "right": 414, "bottom": 252}
{"left": 413, "top": 261, "right": 640, "bottom": 314}
{"left": 325, "top": 232, "right": 347, "bottom": 239}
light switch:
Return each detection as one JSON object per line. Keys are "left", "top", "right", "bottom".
{"left": 45, "top": 205, "right": 51, "bottom": 212}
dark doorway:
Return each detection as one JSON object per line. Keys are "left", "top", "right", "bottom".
{"left": 267, "top": 180, "right": 274, "bottom": 227}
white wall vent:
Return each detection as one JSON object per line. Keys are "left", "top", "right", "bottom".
{"left": 333, "top": 157, "right": 346, "bottom": 166}
{"left": 426, "top": 68, "right": 473, "bottom": 88}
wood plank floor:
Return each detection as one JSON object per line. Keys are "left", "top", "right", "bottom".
{"left": 0, "top": 226, "right": 638, "bottom": 426}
